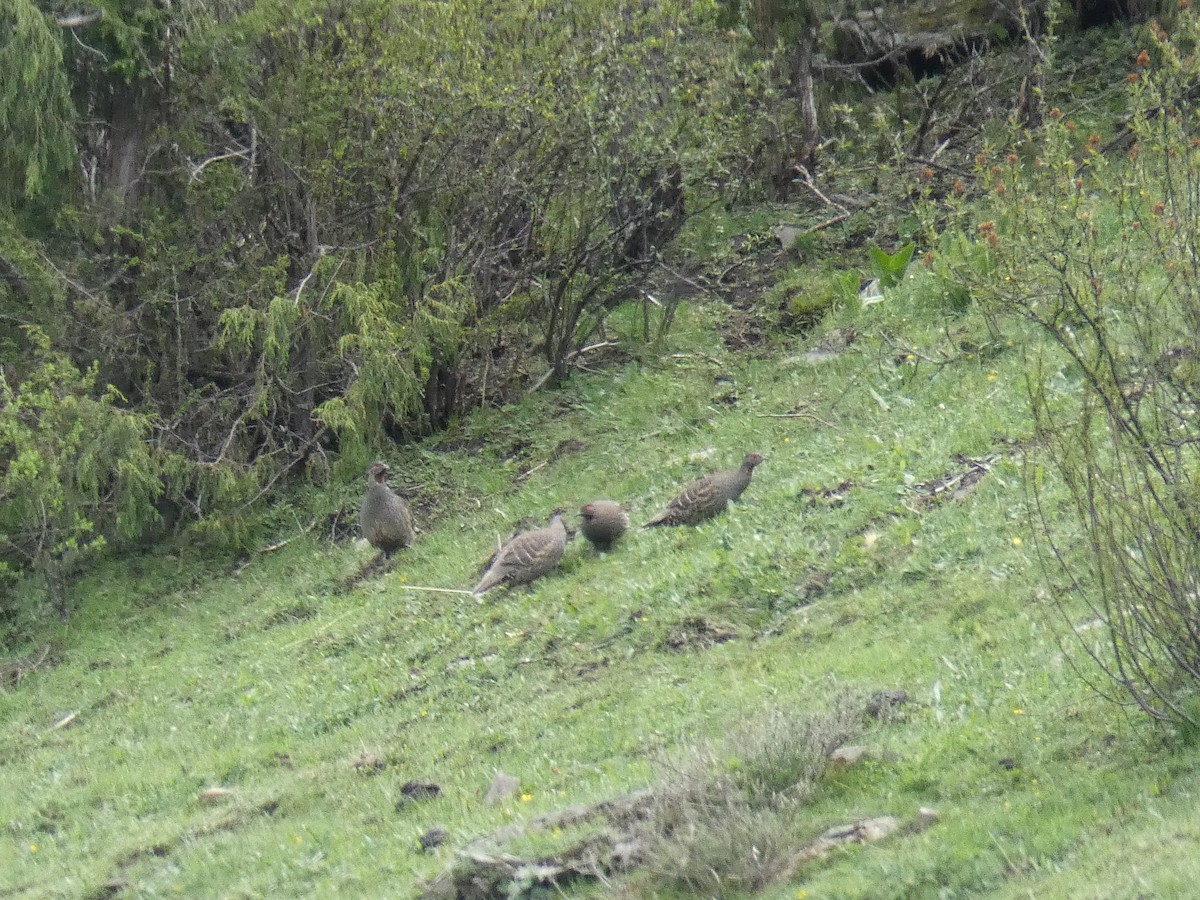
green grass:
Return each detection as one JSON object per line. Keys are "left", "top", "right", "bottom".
{"left": 3, "top": 276, "right": 1200, "bottom": 899}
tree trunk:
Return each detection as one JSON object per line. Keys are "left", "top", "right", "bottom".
{"left": 794, "top": 25, "right": 819, "bottom": 174}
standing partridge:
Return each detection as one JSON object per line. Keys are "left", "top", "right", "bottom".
{"left": 644, "top": 453, "right": 764, "bottom": 527}
{"left": 579, "top": 501, "right": 629, "bottom": 552}
{"left": 359, "top": 461, "right": 416, "bottom": 556}
{"left": 472, "top": 512, "right": 569, "bottom": 595}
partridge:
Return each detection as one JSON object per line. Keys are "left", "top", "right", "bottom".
{"left": 644, "top": 453, "right": 764, "bottom": 527}
{"left": 359, "top": 461, "right": 416, "bottom": 556}
{"left": 579, "top": 501, "right": 629, "bottom": 552}
{"left": 472, "top": 512, "right": 568, "bottom": 595}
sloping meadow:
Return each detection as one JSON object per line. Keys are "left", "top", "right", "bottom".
{"left": 4, "top": 286, "right": 1200, "bottom": 898}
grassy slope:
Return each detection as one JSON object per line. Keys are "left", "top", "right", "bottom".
{"left": 3, "top": 282, "right": 1200, "bottom": 899}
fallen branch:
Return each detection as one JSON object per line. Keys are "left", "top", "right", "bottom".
{"left": 526, "top": 342, "right": 621, "bottom": 395}
{"left": 422, "top": 803, "right": 936, "bottom": 900}
{"left": 279, "top": 608, "right": 359, "bottom": 651}
{"left": 776, "top": 808, "right": 939, "bottom": 882}
{"left": 791, "top": 165, "right": 852, "bottom": 238}
{"left": 399, "top": 586, "right": 475, "bottom": 596}
{"left": 755, "top": 410, "right": 835, "bottom": 427}
{"left": 516, "top": 461, "right": 548, "bottom": 482}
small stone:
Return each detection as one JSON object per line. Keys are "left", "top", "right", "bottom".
{"left": 197, "top": 787, "right": 236, "bottom": 805}
{"left": 828, "top": 745, "right": 870, "bottom": 768}
{"left": 485, "top": 771, "right": 520, "bottom": 805}
{"left": 395, "top": 780, "right": 441, "bottom": 808}
{"left": 773, "top": 225, "right": 802, "bottom": 250}
{"left": 419, "top": 827, "right": 449, "bottom": 852}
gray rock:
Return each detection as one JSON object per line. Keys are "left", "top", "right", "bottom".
{"left": 485, "top": 771, "right": 520, "bottom": 805}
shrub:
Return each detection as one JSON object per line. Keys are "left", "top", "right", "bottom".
{"left": 925, "top": 9, "right": 1200, "bottom": 724}
{"left": 0, "top": 329, "right": 161, "bottom": 619}
{"left": 637, "top": 701, "right": 861, "bottom": 895}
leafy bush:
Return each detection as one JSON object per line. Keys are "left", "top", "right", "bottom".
{"left": 0, "top": 0, "right": 787, "bottom": 501}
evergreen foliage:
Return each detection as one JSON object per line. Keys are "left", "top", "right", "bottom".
{"left": 0, "top": 328, "right": 160, "bottom": 617}
{"left": 0, "top": 0, "right": 75, "bottom": 201}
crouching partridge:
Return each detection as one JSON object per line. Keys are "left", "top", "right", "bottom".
{"left": 644, "top": 453, "right": 764, "bottom": 527}
{"left": 472, "top": 511, "right": 569, "bottom": 595}
{"left": 579, "top": 501, "right": 629, "bottom": 552}
{"left": 359, "top": 461, "right": 416, "bottom": 556}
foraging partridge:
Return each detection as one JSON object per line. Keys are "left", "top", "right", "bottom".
{"left": 579, "top": 501, "right": 629, "bottom": 552}
{"left": 644, "top": 453, "right": 764, "bottom": 527}
{"left": 359, "top": 461, "right": 416, "bottom": 556}
{"left": 472, "top": 512, "right": 569, "bottom": 595}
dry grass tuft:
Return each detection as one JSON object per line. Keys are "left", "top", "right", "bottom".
{"left": 633, "top": 695, "right": 863, "bottom": 895}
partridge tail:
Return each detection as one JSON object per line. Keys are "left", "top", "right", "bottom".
{"left": 472, "top": 569, "right": 503, "bottom": 595}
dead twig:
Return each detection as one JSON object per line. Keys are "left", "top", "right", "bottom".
{"left": 791, "top": 166, "right": 852, "bottom": 238}
{"left": 755, "top": 410, "right": 835, "bottom": 427}
{"left": 526, "top": 341, "right": 620, "bottom": 394}
{"left": 0, "top": 645, "right": 52, "bottom": 689}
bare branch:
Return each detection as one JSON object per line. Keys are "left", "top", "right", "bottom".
{"left": 188, "top": 148, "right": 251, "bottom": 183}
{"left": 57, "top": 10, "right": 104, "bottom": 29}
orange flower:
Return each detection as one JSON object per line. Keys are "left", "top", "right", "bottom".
{"left": 1136, "top": 49, "right": 1151, "bottom": 67}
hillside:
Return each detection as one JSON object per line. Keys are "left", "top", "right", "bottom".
{"left": 5, "top": 270, "right": 1200, "bottom": 897}
{"left": 8, "top": 2, "right": 1200, "bottom": 896}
